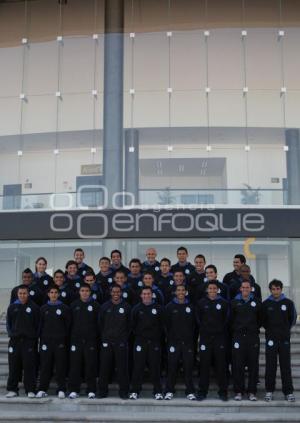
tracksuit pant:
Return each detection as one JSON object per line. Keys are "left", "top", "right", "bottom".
{"left": 130, "top": 340, "right": 162, "bottom": 395}
{"left": 232, "top": 333, "right": 260, "bottom": 394}
{"left": 7, "top": 337, "right": 37, "bottom": 393}
{"left": 265, "top": 337, "right": 294, "bottom": 395}
{"left": 98, "top": 341, "right": 129, "bottom": 397}
{"left": 166, "top": 341, "right": 195, "bottom": 395}
{"left": 198, "top": 334, "right": 227, "bottom": 396}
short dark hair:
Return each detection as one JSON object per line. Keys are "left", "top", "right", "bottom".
{"left": 22, "top": 268, "right": 33, "bottom": 275}
{"left": 65, "top": 260, "right": 78, "bottom": 270}
{"left": 195, "top": 254, "right": 206, "bottom": 262}
{"left": 110, "top": 284, "right": 121, "bottom": 292}
{"left": 234, "top": 254, "right": 246, "bottom": 264}
{"left": 129, "top": 258, "right": 142, "bottom": 267}
{"left": 114, "top": 270, "right": 127, "bottom": 278}
{"left": 54, "top": 269, "right": 65, "bottom": 278}
{"left": 47, "top": 285, "right": 59, "bottom": 294}
{"left": 79, "top": 282, "right": 91, "bottom": 291}
{"left": 84, "top": 271, "right": 96, "bottom": 279}
{"left": 160, "top": 257, "right": 171, "bottom": 266}
{"left": 205, "top": 264, "right": 217, "bottom": 274}
{"left": 241, "top": 280, "right": 251, "bottom": 287}
{"left": 99, "top": 256, "right": 110, "bottom": 263}
{"left": 269, "top": 279, "right": 283, "bottom": 290}
{"left": 177, "top": 246, "right": 188, "bottom": 254}
{"left": 142, "top": 270, "right": 155, "bottom": 279}
{"left": 175, "top": 283, "right": 186, "bottom": 290}
{"left": 74, "top": 248, "right": 84, "bottom": 255}
{"left": 141, "top": 286, "right": 152, "bottom": 294}
{"left": 111, "top": 249, "right": 122, "bottom": 258}
{"left": 17, "top": 284, "right": 29, "bottom": 293}
{"left": 207, "top": 280, "right": 218, "bottom": 288}
{"left": 173, "top": 269, "right": 185, "bottom": 276}
{"left": 240, "top": 264, "right": 250, "bottom": 271}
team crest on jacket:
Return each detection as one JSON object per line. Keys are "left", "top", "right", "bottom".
{"left": 186, "top": 307, "right": 191, "bottom": 313}
{"left": 152, "top": 309, "right": 157, "bottom": 315}
{"left": 216, "top": 304, "right": 221, "bottom": 310}
{"left": 281, "top": 304, "right": 287, "bottom": 311}
{"left": 251, "top": 301, "right": 256, "bottom": 307}
{"left": 88, "top": 305, "right": 93, "bottom": 312}
{"left": 56, "top": 309, "right": 62, "bottom": 315}
{"left": 119, "top": 307, "right": 124, "bottom": 314}
{"left": 26, "top": 307, "right": 31, "bottom": 313}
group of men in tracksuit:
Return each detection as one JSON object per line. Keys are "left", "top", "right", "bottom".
{"left": 5, "top": 248, "right": 297, "bottom": 402}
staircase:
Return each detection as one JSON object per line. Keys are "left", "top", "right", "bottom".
{"left": 0, "top": 320, "right": 299, "bottom": 422}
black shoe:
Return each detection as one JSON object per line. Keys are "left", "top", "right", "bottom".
{"left": 119, "top": 393, "right": 128, "bottom": 400}
{"left": 219, "top": 394, "right": 228, "bottom": 402}
{"left": 98, "top": 393, "right": 108, "bottom": 398}
{"left": 197, "top": 394, "right": 207, "bottom": 401}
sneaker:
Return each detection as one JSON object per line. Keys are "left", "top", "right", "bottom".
{"left": 119, "top": 393, "right": 128, "bottom": 400}
{"left": 69, "top": 392, "right": 79, "bottom": 399}
{"left": 234, "top": 393, "right": 242, "bottom": 401}
{"left": 164, "top": 392, "right": 173, "bottom": 400}
{"left": 219, "top": 394, "right": 228, "bottom": 402}
{"left": 58, "top": 391, "right": 65, "bottom": 399}
{"left": 249, "top": 393, "right": 257, "bottom": 401}
{"left": 36, "top": 391, "right": 47, "bottom": 398}
{"left": 286, "top": 394, "right": 296, "bottom": 402}
{"left": 186, "top": 393, "right": 197, "bottom": 401}
{"left": 5, "top": 391, "right": 18, "bottom": 398}
{"left": 88, "top": 392, "right": 96, "bottom": 399}
{"left": 265, "top": 392, "right": 273, "bottom": 402}
{"left": 155, "top": 393, "right": 163, "bottom": 400}
{"left": 27, "top": 392, "right": 36, "bottom": 398}
{"left": 129, "top": 392, "right": 138, "bottom": 400}
{"left": 197, "top": 394, "right": 207, "bottom": 401}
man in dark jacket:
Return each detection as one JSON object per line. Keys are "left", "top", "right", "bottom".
{"left": 6, "top": 285, "right": 40, "bottom": 398}
{"left": 262, "top": 279, "right": 297, "bottom": 402}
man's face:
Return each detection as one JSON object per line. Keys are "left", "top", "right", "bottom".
{"left": 74, "top": 250, "right": 84, "bottom": 264}
{"left": 174, "top": 272, "right": 185, "bottom": 284}
{"left": 143, "top": 274, "right": 154, "bottom": 287}
{"left": 146, "top": 248, "right": 157, "bottom": 263}
{"left": 84, "top": 276, "right": 95, "bottom": 286}
{"left": 270, "top": 285, "right": 283, "bottom": 299}
{"left": 130, "top": 262, "right": 141, "bottom": 275}
{"left": 54, "top": 273, "right": 64, "bottom": 286}
{"left": 233, "top": 258, "right": 243, "bottom": 271}
{"left": 240, "top": 266, "right": 251, "bottom": 281}
{"left": 67, "top": 264, "right": 78, "bottom": 276}
{"left": 48, "top": 289, "right": 59, "bottom": 302}
{"left": 22, "top": 273, "right": 33, "bottom": 286}
{"left": 175, "top": 285, "right": 186, "bottom": 301}
{"left": 99, "top": 259, "right": 110, "bottom": 272}
{"left": 111, "top": 287, "right": 121, "bottom": 302}
{"left": 205, "top": 268, "right": 217, "bottom": 281}
{"left": 160, "top": 261, "right": 170, "bottom": 275}
{"left": 114, "top": 272, "right": 126, "bottom": 287}
{"left": 141, "top": 289, "right": 152, "bottom": 304}
{"left": 111, "top": 252, "right": 121, "bottom": 266}
{"left": 194, "top": 257, "right": 205, "bottom": 272}
{"left": 177, "top": 250, "right": 188, "bottom": 263}
{"left": 207, "top": 283, "right": 218, "bottom": 299}
{"left": 240, "top": 282, "right": 251, "bottom": 298}
{"left": 79, "top": 287, "right": 91, "bottom": 301}
{"left": 18, "top": 288, "right": 29, "bottom": 304}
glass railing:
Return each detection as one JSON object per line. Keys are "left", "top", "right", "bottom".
{"left": 0, "top": 188, "right": 288, "bottom": 211}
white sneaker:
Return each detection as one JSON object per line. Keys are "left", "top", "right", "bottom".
{"left": 187, "top": 393, "right": 196, "bottom": 401}
{"left": 286, "top": 394, "right": 296, "bottom": 402}
{"left": 27, "top": 392, "right": 36, "bottom": 398}
{"left": 265, "top": 392, "right": 273, "bottom": 402}
{"left": 249, "top": 393, "right": 257, "bottom": 401}
{"left": 155, "top": 393, "right": 163, "bottom": 400}
{"left": 69, "top": 392, "right": 79, "bottom": 399}
{"left": 5, "top": 391, "right": 18, "bottom": 398}
{"left": 129, "top": 392, "right": 138, "bottom": 400}
{"left": 164, "top": 392, "right": 173, "bottom": 400}
{"left": 58, "top": 391, "right": 65, "bottom": 399}
{"left": 88, "top": 392, "right": 96, "bottom": 399}
{"left": 234, "top": 393, "right": 242, "bottom": 401}
{"left": 36, "top": 391, "right": 47, "bottom": 398}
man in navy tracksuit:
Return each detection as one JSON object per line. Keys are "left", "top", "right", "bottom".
{"left": 129, "top": 287, "right": 164, "bottom": 400}
{"left": 52, "top": 269, "right": 75, "bottom": 306}
{"left": 139, "top": 271, "right": 164, "bottom": 305}
{"left": 36, "top": 285, "right": 71, "bottom": 399}
{"left": 229, "top": 264, "right": 262, "bottom": 301}
{"left": 95, "top": 257, "right": 114, "bottom": 301}
{"left": 170, "top": 246, "right": 195, "bottom": 277}
{"left": 64, "top": 260, "right": 82, "bottom": 294}
{"left": 110, "top": 249, "right": 129, "bottom": 276}
{"left": 262, "top": 279, "right": 297, "bottom": 402}
{"left": 196, "top": 280, "right": 229, "bottom": 401}
{"left": 231, "top": 280, "right": 262, "bottom": 401}
{"left": 223, "top": 254, "right": 255, "bottom": 287}
{"left": 84, "top": 271, "right": 104, "bottom": 304}
{"left": 74, "top": 248, "right": 94, "bottom": 279}
{"left": 198, "top": 265, "right": 229, "bottom": 301}
{"left": 68, "top": 283, "right": 100, "bottom": 399}
{"left": 141, "top": 248, "right": 160, "bottom": 277}
{"left": 6, "top": 285, "right": 40, "bottom": 398}
{"left": 127, "top": 259, "right": 144, "bottom": 291}
{"left": 98, "top": 284, "right": 131, "bottom": 399}
{"left": 164, "top": 284, "right": 196, "bottom": 401}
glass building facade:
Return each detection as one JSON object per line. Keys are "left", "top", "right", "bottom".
{"left": 0, "top": 0, "right": 300, "bottom": 311}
